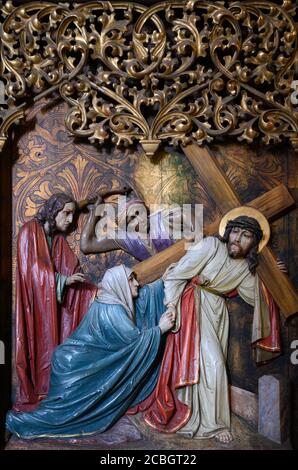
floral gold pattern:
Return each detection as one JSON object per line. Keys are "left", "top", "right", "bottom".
{"left": 1, "top": 0, "right": 298, "bottom": 156}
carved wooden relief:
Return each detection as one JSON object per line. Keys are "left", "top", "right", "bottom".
{"left": 1, "top": 0, "right": 298, "bottom": 156}
{"left": 12, "top": 98, "right": 204, "bottom": 286}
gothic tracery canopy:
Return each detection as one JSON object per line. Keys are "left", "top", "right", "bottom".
{"left": 0, "top": 0, "right": 298, "bottom": 156}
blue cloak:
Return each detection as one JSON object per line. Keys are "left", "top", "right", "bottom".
{"left": 6, "top": 279, "right": 165, "bottom": 439}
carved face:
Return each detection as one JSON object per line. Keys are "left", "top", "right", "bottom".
{"left": 55, "top": 202, "right": 76, "bottom": 232}
{"left": 128, "top": 273, "right": 139, "bottom": 298}
{"left": 227, "top": 226, "right": 255, "bottom": 258}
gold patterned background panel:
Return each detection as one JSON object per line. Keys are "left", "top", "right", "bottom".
{"left": 135, "top": 146, "right": 200, "bottom": 203}
{"left": 13, "top": 99, "right": 132, "bottom": 284}
{"left": 213, "top": 141, "right": 284, "bottom": 196}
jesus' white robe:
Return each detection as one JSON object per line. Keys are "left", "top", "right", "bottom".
{"left": 163, "top": 236, "right": 272, "bottom": 438}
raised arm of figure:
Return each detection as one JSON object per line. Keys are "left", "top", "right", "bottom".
{"left": 80, "top": 196, "right": 120, "bottom": 254}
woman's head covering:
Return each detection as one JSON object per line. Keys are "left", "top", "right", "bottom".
{"left": 97, "top": 265, "right": 135, "bottom": 321}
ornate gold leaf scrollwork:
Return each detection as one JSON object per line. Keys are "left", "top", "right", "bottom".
{"left": 1, "top": 0, "right": 298, "bottom": 155}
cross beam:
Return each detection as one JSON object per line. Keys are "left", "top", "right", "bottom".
{"left": 134, "top": 145, "right": 298, "bottom": 318}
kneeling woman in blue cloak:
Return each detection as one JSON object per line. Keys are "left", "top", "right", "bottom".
{"left": 6, "top": 265, "right": 174, "bottom": 439}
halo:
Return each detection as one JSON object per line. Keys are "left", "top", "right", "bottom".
{"left": 219, "top": 206, "right": 270, "bottom": 253}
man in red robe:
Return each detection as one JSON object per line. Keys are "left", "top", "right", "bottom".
{"left": 14, "top": 193, "right": 97, "bottom": 412}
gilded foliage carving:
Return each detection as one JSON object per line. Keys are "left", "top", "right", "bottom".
{"left": 1, "top": 0, "right": 298, "bottom": 155}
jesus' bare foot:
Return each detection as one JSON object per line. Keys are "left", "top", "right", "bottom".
{"left": 215, "top": 430, "right": 233, "bottom": 443}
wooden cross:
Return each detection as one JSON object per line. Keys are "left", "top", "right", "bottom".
{"left": 134, "top": 144, "right": 298, "bottom": 319}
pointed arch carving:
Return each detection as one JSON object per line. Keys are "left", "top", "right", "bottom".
{"left": 0, "top": 0, "right": 298, "bottom": 156}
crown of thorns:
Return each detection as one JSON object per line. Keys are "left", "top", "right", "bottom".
{"left": 226, "top": 217, "right": 263, "bottom": 242}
